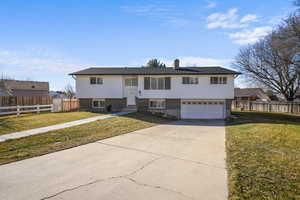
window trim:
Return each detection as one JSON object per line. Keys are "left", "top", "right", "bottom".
{"left": 149, "top": 99, "right": 166, "bottom": 109}
{"left": 92, "top": 99, "right": 105, "bottom": 108}
{"left": 144, "top": 77, "right": 171, "bottom": 90}
{"left": 182, "top": 77, "right": 199, "bottom": 84}
{"left": 210, "top": 77, "right": 227, "bottom": 84}
{"left": 125, "top": 78, "right": 138, "bottom": 87}
{"left": 90, "top": 77, "right": 103, "bottom": 85}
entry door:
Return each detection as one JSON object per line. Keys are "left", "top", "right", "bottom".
{"left": 126, "top": 88, "right": 136, "bottom": 105}
{"left": 125, "top": 78, "right": 138, "bottom": 106}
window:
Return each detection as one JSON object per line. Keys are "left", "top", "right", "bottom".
{"left": 149, "top": 99, "right": 165, "bottom": 109}
{"left": 182, "top": 77, "right": 198, "bottom": 84}
{"left": 210, "top": 77, "right": 227, "bottom": 84}
{"left": 92, "top": 99, "right": 105, "bottom": 108}
{"left": 90, "top": 77, "right": 103, "bottom": 85}
{"left": 144, "top": 77, "right": 171, "bottom": 90}
{"left": 125, "top": 78, "right": 138, "bottom": 86}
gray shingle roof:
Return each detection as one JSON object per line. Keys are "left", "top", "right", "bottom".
{"left": 234, "top": 88, "right": 270, "bottom": 100}
{"left": 70, "top": 67, "right": 241, "bottom": 76}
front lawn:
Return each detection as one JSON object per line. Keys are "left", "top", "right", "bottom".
{"left": 0, "top": 112, "right": 172, "bottom": 165}
{"left": 226, "top": 111, "right": 300, "bottom": 200}
{"left": 0, "top": 112, "right": 103, "bottom": 135}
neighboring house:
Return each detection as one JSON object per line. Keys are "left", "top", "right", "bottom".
{"left": 0, "top": 79, "right": 49, "bottom": 97}
{"left": 234, "top": 88, "right": 271, "bottom": 102}
{"left": 70, "top": 59, "right": 240, "bottom": 119}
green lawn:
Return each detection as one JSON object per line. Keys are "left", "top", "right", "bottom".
{"left": 0, "top": 112, "right": 172, "bottom": 165}
{"left": 226, "top": 111, "right": 300, "bottom": 200}
{"left": 0, "top": 112, "right": 103, "bottom": 135}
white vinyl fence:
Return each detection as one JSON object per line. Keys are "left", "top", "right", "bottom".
{"left": 0, "top": 104, "right": 53, "bottom": 116}
{"left": 232, "top": 100, "right": 300, "bottom": 114}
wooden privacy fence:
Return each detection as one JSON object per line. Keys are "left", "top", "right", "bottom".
{"left": 232, "top": 100, "right": 300, "bottom": 114}
{"left": 52, "top": 98, "right": 79, "bottom": 112}
{"left": 0, "top": 96, "right": 52, "bottom": 106}
{"left": 0, "top": 104, "right": 53, "bottom": 116}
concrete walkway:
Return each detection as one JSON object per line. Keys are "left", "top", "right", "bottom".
{"left": 0, "top": 120, "right": 227, "bottom": 200}
{"left": 0, "top": 112, "right": 131, "bottom": 142}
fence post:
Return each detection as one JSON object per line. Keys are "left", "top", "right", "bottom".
{"left": 51, "top": 104, "right": 54, "bottom": 112}
{"left": 17, "top": 105, "right": 20, "bottom": 116}
{"left": 37, "top": 104, "right": 40, "bottom": 114}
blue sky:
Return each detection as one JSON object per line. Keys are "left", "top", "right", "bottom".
{"left": 0, "top": 0, "right": 295, "bottom": 90}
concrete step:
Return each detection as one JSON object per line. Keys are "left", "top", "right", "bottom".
{"left": 122, "top": 105, "right": 137, "bottom": 112}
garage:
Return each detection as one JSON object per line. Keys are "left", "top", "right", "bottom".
{"left": 181, "top": 100, "right": 225, "bottom": 119}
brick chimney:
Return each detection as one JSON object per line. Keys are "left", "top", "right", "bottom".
{"left": 174, "top": 59, "right": 180, "bottom": 69}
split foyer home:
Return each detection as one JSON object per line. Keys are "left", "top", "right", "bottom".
{"left": 70, "top": 59, "right": 240, "bottom": 119}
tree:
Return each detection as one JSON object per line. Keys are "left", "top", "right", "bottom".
{"left": 233, "top": 1, "right": 300, "bottom": 102}
{"left": 145, "top": 59, "right": 166, "bottom": 68}
{"left": 233, "top": 31, "right": 300, "bottom": 101}
{"left": 64, "top": 84, "right": 75, "bottom": 99}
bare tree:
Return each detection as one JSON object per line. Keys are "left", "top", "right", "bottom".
{"left": 64, "top": 84, "right": 75, "bottom": 99}
{"left": 233, "top": 1, "right": 300, "bottom": 101}
{"left": 233, "top": 31, "right": 300, "bottom": 101}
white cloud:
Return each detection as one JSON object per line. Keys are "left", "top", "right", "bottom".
{"left": 206, "top": 1, "right": 217, "bottom": 9}
{"left": 229, "top": 26, "right": 272, "bottom": 45}
{"left": 207, "top": 8, "right": 246, "bottom": 29}
{"left": 207, "top": 9, "right": 260, "bottom": 29}
{"left": 0, "top": 49, "right": 83, "bottom": 73}
{"left": 0, "top": 49, "right": 85, "bottom": 90}
{"left": 121, "top": 4, "right": 190, "bottom": 27}
{"left": 240, "top": 14, "right": 258, "bottom": 23}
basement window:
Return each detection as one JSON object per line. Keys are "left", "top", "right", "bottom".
{"left": 149, "top": 99, "right": 165, "bottom": 109}
{"left": 92, "top": 99, "right": 105, "bottom": 108}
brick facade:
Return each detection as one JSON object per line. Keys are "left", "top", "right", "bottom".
{"left": 78, "top": 98, "right": 126, "bottom": 112}
{"left": 136, "top": 98, "right": 181, "bottom": 119}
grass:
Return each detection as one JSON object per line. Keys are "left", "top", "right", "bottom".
{"left": 226, "top": 111, "right": 300, "bottom": 200}
{"left": 0, "top": 112, "right": 104, "bottom": 135}
{"left": 0, "top": 112, "right": 172, "bottom": 165}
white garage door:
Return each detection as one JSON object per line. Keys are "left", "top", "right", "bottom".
{"left": 181, "top": 101, "right": 225, "bottom": 119}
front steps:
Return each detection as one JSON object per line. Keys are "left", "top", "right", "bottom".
{"left": 122, "top": 105, "right": 137, "bottom": 112}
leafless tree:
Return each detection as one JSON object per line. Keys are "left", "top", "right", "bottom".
{"left": 64, "top": 84, "right": 75, "bottom": 99}
{"left": 233, "top": 16, "right": 300, "bottom": 101}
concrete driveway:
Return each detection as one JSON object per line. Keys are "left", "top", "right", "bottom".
{"left": 0, "top": 120, "right": 227, "bottom": 200}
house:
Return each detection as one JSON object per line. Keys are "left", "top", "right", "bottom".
{"left": 234, "top": 88, "right": 270, "bottom": 102}
{"left": 70, "top": 59, "right": 240, "bottom": 119}
{"left": 0, "top": 79, "right": 49, "bottom": 97}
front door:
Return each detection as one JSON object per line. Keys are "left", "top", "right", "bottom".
{"left": 125, "top": 78, "right": 138, "bottom": 106}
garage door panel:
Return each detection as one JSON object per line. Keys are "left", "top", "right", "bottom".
{"left": 181, "top": 102, "right": 224, "bottom": 119}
